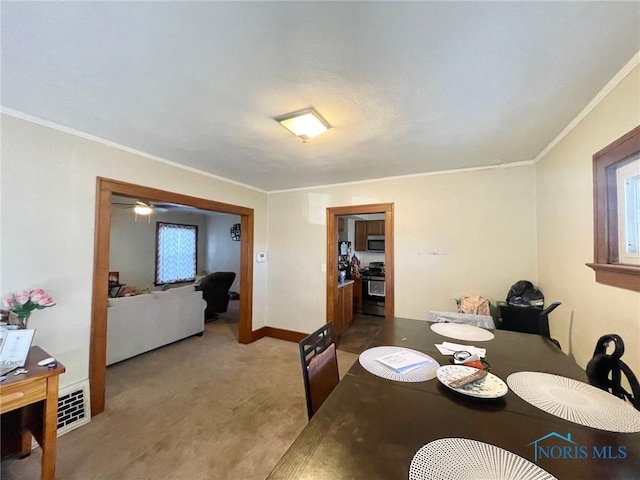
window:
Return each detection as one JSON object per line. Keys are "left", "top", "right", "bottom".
{"left": 155, "top": 222, "right": 198, "bottom": 285}
{"left": 588, "top": 125, "right": 640, "bottom": 291}
{"left": 617, "top": 156, "right": 640, "bottom": 265}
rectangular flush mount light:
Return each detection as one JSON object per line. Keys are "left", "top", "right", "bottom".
{"left": 274, "top": 107, "right": 331, "bottom": 142}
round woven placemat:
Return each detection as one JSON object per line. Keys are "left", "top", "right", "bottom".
{"left": 430, "top": 322, "right": 494, "bottom": 341}
{"left": 358, "top": 346, "right": 439, "bottom": 382}
{"left": 507, "top": 372, "right": 640, "bottom": 432}
{"left": 410, "top": 438, "right": 556, "bottom": 480}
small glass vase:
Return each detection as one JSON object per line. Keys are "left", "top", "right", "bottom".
{"left": 11, "top": 312, "right": 31, "bottom": 329}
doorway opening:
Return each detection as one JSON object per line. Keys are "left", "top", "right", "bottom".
{"left": 90, "top": 178, "right": 254, "bottom": 416}
{"left": 326, "top": 203, "right": 394, "bottom": 353}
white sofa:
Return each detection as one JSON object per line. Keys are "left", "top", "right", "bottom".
{"left": 106, "top": 286, "right": 206, "bottom": 365}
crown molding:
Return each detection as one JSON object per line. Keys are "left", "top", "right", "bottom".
{"left": 0, "top": 106, "right": 267, "bottom": 194}
{"left": 267, "top": 160, "right": 535, "bottom": 194}
{"left": 533, "top": 51, "right": 640, "bottom": 164}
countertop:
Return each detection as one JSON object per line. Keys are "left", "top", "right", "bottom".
{"left": 337, "top": 280, "right": 354, "bottom": 288}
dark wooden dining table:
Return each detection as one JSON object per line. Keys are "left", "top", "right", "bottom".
{"left": 267, "top": 317, "right": 640, "bottom": 479}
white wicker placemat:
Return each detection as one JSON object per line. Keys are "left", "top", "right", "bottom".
{"left": 507, "top": 372, "right": 640, "bottom": 433}
{"left": 358, "top": 346, "right": 439, "bottom": 382}
{"left": 410, "top": 438, "right": 556, "bottom": 480}
{"left": 430, "top": 322, "right": 495, "bottom": 342}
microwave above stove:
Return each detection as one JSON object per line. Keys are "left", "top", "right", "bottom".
{"left": 367, "top": 236, "right": 385, "bottom": 252}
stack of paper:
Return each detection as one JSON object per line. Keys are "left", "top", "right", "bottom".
{"left": 434, "top": 342, "right": 486, "bottom": 358}
{"left": 0, "top": 328, "right": 35, "bottom": 375}
{"left": 376, "top": 351, "right": 433, "bottom": 374}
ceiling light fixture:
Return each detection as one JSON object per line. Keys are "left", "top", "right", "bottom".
{"left": 133, "top": 204, "right": 153, "bottom": 216}
{"left": 133, "top": 204, "right": 153, "bottom": 223}
{"left": 274, "top": 107, "right": 331, "bottom": 142}
{"left": 133, "top": 201, "right": 153, "bottom": 223}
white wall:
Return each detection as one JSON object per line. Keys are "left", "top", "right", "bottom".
{"left": 205, "top": 214, "right": 241, "bottom": 292}
{"left": 110, "top": 209, "right": 210, "bottom": 290}
{"left": 536, "top": 65, "right": 640, "bottom": 375}
{"left": 0, "top": 114, "right": 268, "bottom": 388}
{"left": 266, "top": 165, "right": 537, "bottom": 333}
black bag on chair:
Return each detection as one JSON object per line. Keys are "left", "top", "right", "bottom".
{"left": 506, "top": 280, "right": 544, "bottom": 307}
{"left": 586, "top": 334, "right": 640, "bottom": 411}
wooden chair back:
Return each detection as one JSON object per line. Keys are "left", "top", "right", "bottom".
{"left": 299, "top": 322, "right": 339, "bottom": 420}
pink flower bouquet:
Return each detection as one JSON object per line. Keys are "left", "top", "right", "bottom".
{"left": 2, "top": 288, "right": 55, "bottom": 328}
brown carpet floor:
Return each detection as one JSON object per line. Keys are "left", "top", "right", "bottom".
{"left": 1, "top": 301, "right": 358, "bottom": 480}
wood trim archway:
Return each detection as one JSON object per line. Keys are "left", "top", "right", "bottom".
{"left": 326, "top": 203, "right": 394, "bottom": 324}
{"left": 90, "top": 177, "right": 254, "bottom": 415}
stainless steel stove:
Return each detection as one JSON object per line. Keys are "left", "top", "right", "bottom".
{"left": 361, "top": 262, "right": 385, "bottom": 316}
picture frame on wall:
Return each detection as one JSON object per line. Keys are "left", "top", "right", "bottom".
{"left": 108, "top": 271, "right": 120, "bottom": 284}
{"left": 230, "top": 223, "right": 241, "bottom": 241}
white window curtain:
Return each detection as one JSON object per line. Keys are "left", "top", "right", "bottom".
{"left": 156, "top": 222, "right": 197, "bottom": 284}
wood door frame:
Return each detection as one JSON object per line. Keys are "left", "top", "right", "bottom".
{"left": 326, "top": 203, "right": 394, "bottom": 324}
{"left": 90, "top": 177, "right": 255, "bottom": 415}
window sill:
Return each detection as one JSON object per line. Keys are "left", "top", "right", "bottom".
{"left": 586, "top": 263, "right": 640, "bottom": 292}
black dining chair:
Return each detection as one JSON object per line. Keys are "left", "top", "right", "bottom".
{"left": 299, "top": 322, "right": 340, "bottom": 420}
{"left": 496, "top": 301, "right": 562, "bottom": 349}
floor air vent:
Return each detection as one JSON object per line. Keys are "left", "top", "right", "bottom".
{"left": 57, "top": 381, "right": 91, "bottom": 436}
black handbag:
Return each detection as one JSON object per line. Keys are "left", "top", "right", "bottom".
{"left": 506, "top": 280, "right": 544, "bottom": 307}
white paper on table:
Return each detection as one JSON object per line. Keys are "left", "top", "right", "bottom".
{"left": 434, "top": 341, "right": 486, "bottom": 358}
{"left": 376, "top": 350, "right": 433, "bottom": 373}
{"left": 0, "top": 328, "right": 35, "bottom": 374}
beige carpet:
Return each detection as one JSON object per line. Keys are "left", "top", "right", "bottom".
{"left": 1, "top": 305, "right": 358, "bottom": 480}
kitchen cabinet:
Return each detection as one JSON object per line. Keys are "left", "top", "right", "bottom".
{"left": 338, "top": 217, "right": 347, "bottom": 242}
{"left": 334, "top": 281, "right": 354, "bottom": 336}
{"left": 355, "top": 221, "right": 367, "bottom": 251}
{"left": 353, "top": 278, "right": 363, "bottom": 314}
{"left": 367, "top": 220, "right": 385, "bottom": 235}
{"left": 354, "top": 220, "right": 385, "bottom": 251}
{"left": 342, "top": 282, "right": 353, "bottom": 329}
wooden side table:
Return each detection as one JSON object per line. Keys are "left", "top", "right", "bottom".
{"left": 1, "top": 346, "right": 66, "bottom": 480}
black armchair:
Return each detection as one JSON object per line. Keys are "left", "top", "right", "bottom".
{"left": 196, "top": 272, "right": 236, "bottom": 320}
{"left": 496, "top": 301, "right": 562, "bottom": 349}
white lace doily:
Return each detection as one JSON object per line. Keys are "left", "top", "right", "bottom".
{"left": 430, "top": 322, "right": 495, "bottom": 342}
{"left": 507, "top": 372, "right": 640, "bottom": 433}
{"left": 358, "top": 346, "right": 439, "bottom": 382}
{"left": 410, "top": 438, "right": 556, "bottom": 480}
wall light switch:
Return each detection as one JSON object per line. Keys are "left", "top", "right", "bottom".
{"left": 321, "top": 263, "right": 326, "bottom": 272}
{"left": 257, "top": 251, "right": 267, "bottom": 263}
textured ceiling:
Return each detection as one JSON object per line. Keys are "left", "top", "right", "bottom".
{"left": 2, "top": 2, "right": 639, "bottom": 191}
